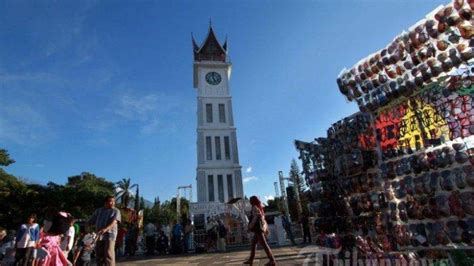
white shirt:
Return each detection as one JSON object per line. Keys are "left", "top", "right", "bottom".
{"left": 17, "top": 223, "right": 39, "bottom": 248}
{"left": 60, "top": 226, "right": 75, "bottom": 251}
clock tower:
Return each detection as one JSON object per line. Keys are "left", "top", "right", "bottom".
{"left": 192, "top": 25, "right": 244, "bottom": 203}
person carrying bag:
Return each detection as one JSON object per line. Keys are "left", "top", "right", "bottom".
{"left": 244, "top": 196, "right": 275, "bottom": 266}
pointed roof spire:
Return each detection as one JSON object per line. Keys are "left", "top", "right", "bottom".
{"left": 192, "top": 22, "right": 228, "bottom": 62}
{"left": 191, "top": 32, "right": 199, "bottom": 52}
{"left": 222, "top": 35, "right": 228, "bottom": 52}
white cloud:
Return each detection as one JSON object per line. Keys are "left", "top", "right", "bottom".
{"left": 0, "top": 102, "right": 54, "bottom": 145}
{"left": 109, "top": 91, "right": 183, "bottom": 135}
{"left": 114, "top": 93, "right": 159, "bottom": 121}
{"left": 245, "top": 166, "right": 252, "bottom": 173}
{"left": 243, "top": 176, "right": 258, "bottom": 183}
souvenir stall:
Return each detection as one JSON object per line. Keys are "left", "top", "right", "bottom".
{"left": 297, "top": 0, "right": 474, "bottom": 263}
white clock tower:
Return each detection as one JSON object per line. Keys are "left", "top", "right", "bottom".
{"left": 192, "top": 25, "right": 244, "bottom": 204}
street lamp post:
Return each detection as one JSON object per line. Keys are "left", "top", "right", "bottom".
{"left": 278, "top": 171, "right": 291, "bottom": 222}
{"left": 177, "top": 184, "right": 193, "bottom": 218}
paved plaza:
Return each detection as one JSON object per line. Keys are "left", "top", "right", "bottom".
{"left": 117, "top": 245, "right": 317, "bottom": 265}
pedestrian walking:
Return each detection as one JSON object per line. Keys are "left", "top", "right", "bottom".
{"left": 0, "top": 228, "right": 7, "bottom": 261}
{"left": 244, "top": 196, "right": 276, "bottom": 266}
{"left": 280, "top": 212, "right": 296, "bottom": 245}
{"left": 14, "top": 213, "right": 40, "bottom": 266}
{"left": 60, "top": 216, "right": 75, "bottom": 259}
{"left": 1, "top": 230, "right": 16, "bottom": 266}
{"left": 300, "top": 213, "right": 311, "bottom": 244}
{"left": 156, "top": 230, "right": 168, "bottom": 255}
{"left": 205, "top": 218, "right": 217, "bottom": 252}
{"left": 73, "top": 229, "right": 96, "bottom": 266}
{"left": 125, "top": 224, "right": 138, "bottom": 257}
{"left": 217, "top": 220, "right": 227, "bottom": 252}
{"left": 37, "top": 211, "right": 72, "bottom": 266}
{"left": 143, "top": 222, "right": 156, "bottom": 256}
{"left": 183, "top": 219, "right": 193, "bottom": 253}
{"left": 170, "top": 221, "right": 183, "bottom": 254}
{"left": 87, "top": 195, "right": 121, "bottom": 266}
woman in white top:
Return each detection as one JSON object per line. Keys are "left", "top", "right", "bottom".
{"left": 14, "top": 213, "right": 40, "bottom": 266}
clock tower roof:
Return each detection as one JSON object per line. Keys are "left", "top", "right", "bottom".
{"left": 192, "top": 25, "right": 228, "bottom": 62}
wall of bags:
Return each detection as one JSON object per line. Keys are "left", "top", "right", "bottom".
{"left": 295, "top": 78, "right": 474, "bottom": 255}
{"left": 295, "top": 0, "right": 474, "bottom": 257}
{"left": 336, "top": 0, "right": 473, "bottom": 112}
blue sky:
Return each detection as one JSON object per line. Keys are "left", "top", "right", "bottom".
{"left": 0, "top": 0, "right": 447, "bottom": 203}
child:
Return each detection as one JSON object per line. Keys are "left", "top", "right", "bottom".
{"left": 74, "top": 230, "right": 96, "bottom": 266}
{"left": 0, "top": 230, "right": 16, "bottom": 266}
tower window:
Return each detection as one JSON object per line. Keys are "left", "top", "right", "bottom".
{"left": 215, "top": 136, "right": 222, "bottom": 160}
{"left": 217, "top": 174, "right": 224, "bottom": 203}
{"left": 224, "top": 136, "right": 231, "bottom": 160}
{"left": 206, "top": 104, "right": 213, "bottom": 123}
{"left": 206, "top": 136, "right": 212, "bottom": 160}
{"left": 208, "top": 175, "right": 214, "bottom": 202}
{"left": 219, "top": 104, "right": 226, "bottom": 123}
{"left": 227, "top": 174, "right": 234, "bottom": 199}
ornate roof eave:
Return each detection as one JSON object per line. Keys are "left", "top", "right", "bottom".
{"left": 196, "top": 25, "right": 227, "bottom": 55}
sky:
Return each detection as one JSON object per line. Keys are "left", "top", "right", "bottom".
{"left": 0, "top": 0, "right": 448, "bottom": 204}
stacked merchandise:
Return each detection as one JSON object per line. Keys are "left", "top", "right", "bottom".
{"left": 336, "top": 0, "right": 473, "bottom": 113}
{"left": 296, "top": 0, "right": 474, "bottom": 261}
{"left": 335, "top": 0, "right": 474, "bottom": 255}
{"left": 295, "top": 113, "right": 379, "bottom": 252}
{"left": 295, "top": 137, "right": 349, "bottom": 250}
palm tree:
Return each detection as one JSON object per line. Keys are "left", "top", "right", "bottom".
{"left": 115, "top": 178, "right": 138, "bottom": 208}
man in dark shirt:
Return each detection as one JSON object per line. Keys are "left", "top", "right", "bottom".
{"left": 87, "top": 196, "right": 121, "bottom": 266}
{"left": 300, "top": 213, "right": 311, "bottom": 244}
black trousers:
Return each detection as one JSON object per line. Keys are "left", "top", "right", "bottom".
{"left": 14, "top": 247, "right": 34, "bottom": 266}
{"left": 303, "top": 228, "right": 311, "bottom": 243}
{"left": 146, "top": 236, "right": 155, "bottom": 255}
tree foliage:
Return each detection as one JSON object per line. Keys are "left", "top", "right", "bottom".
{"left": 115, "top": 178, "right": 138, "bottom": 208}
{"left": 0, "top": 149, "right": 15, "bottom": 167}
{"left": 0, "top": 149, "right": 115, "bottom": 230}
{"left": 288, "top": 159, "right": 309, "bottom": 220}
{"left": 0, "top": 148, "right": 190, "bottom": 232}
{"left": 264, "top": 197, "right": 283, "bottom": 213}
{"left": 144, "top": 197, "right": 190, "bottom": 226}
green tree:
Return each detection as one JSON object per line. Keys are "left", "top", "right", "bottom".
{"left": 264, "top": 197, "right": 283, "bottom": 212}
{"left": 64, "top": 172, "right": 115, "bottom": 218}
{"left": 0, "top": 149, "right": 15, "bottom": 167}
{"left": 115, "top": 178, "right": 138, "bottom": 208}
{"left": 0, "top": 149, "right": 116, "bottom": 229}
{"left": 289, "top": 159, "right": 309, "bottom": 220}
{"left": 134, "top": 185, "right": 140, "bottom": 211}
{"left": 139, "top": 196, "right": 145, "bottom": 210}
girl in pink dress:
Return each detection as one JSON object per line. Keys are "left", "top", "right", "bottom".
{"left": 37, "top": 212, "right": 72, "bottom": 266}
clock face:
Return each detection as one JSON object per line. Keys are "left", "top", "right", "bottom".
{"left": 205, "top": 71, "right": 222, "bottom": 85}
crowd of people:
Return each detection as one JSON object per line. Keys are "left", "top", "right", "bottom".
{"left": 0, "top": 196, "right": 124, "bottom": 266}
{"left": 0, "top": 194, "right": 295, "bottom": 266}
{"left": 0, "top": 195, "right": 234, "bottom": 266}
{"left": 140, "top": 218, "right": 194, "bottom": 256}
